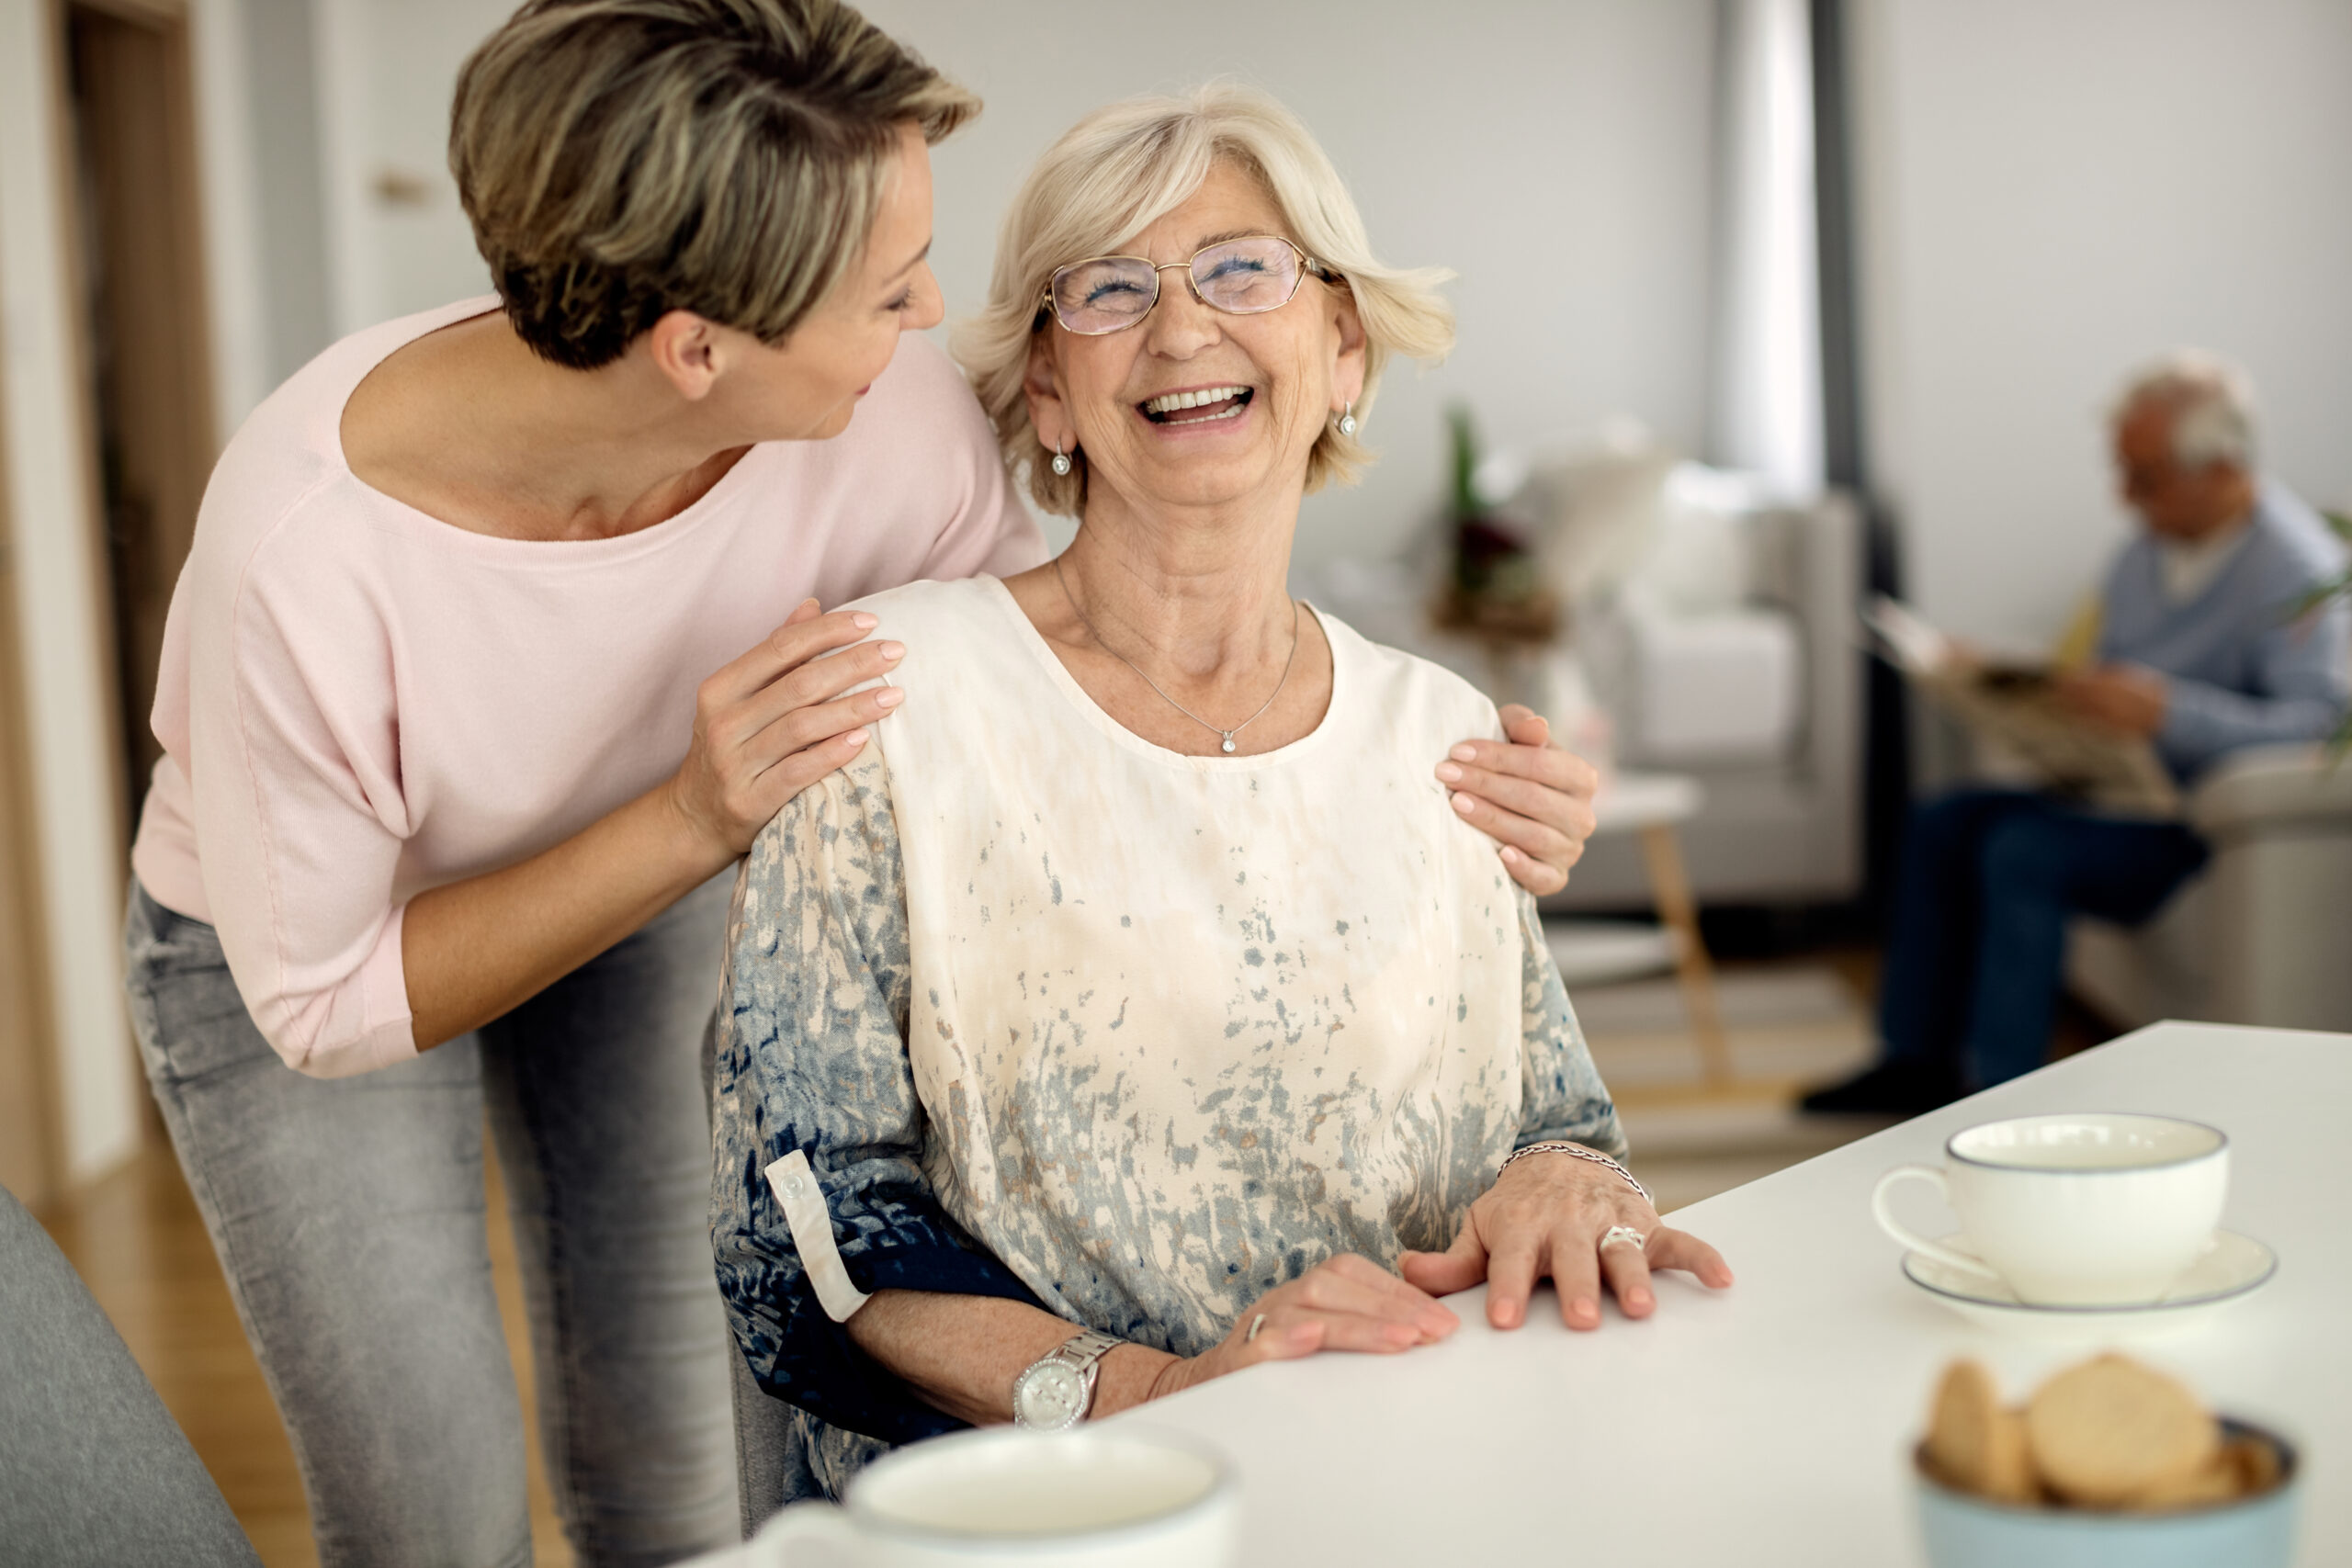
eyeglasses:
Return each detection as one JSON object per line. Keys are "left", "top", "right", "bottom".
{"left": 1039, "top": 235, "right": 1339, "bottom": 336}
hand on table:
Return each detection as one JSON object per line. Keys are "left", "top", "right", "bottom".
{"left": 2053, "top": 662, "right": 2169, "bottom": 739}
{"left": 667, "top": 598, "right": 907, "bottom": 856}
{"left": 1437, "top": 705, "right": 1601, "bottom": 896}
{"left": 1398, "top": 1149, "right": 1733, "bottom": 1331}
{"left": 1144, "top": 1255, "right": 1460, "bottom": 1404}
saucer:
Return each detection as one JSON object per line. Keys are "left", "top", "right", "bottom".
{"left": 1902, "top": 1231, "right": 2277, "bottom": 1340}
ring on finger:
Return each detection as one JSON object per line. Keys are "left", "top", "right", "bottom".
{"left": 1599, "top": 1224, "right": 1649, "bottom": 1254}
{"left": 1245, "top": 1313, "right": 1268, "bottom": 1344}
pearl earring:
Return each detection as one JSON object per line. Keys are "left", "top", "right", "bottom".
{"left": 1049, "top": 437, "right": 1073, "bottom": 478}
{"left": 1336, "top": 401, "right": 1358, "bottom": 436}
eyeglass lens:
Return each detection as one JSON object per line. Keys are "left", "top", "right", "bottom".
{"left": 1050, "top": 238, "right": 1305, "bottom": 335}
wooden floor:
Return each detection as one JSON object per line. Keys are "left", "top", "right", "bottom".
{"left": 39, "top": 1139, "right": 576, "bottom": 1567}
{"left": 30, "top": 953, "right": 1951, "bottom": 1565}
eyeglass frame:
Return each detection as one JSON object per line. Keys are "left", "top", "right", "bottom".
{"left": 1035, "top": 235, "right": 1343, "bottom": 337}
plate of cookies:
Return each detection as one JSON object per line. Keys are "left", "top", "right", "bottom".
{"left": 1914, "top": 1353, "right": 2299, "bottom": 1567}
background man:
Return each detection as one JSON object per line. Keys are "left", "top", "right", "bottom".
{"left": 1806, "top": 353, "right": 2350, "bottom": 1114}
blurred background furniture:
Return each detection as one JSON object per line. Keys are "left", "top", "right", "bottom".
{"left": 1563, "top": 474, "right": 1865, "bottom": 911}
{"left": 1543, "top": 773, "right": 1730, "bottom": 1089}
{"left": 1302, "top": 458, "right": 1866, "bottom": 916}
{"left": 0, "top": 1182, "right": 261, "bottom": 1568}
{"left": 2069, "top": 743, "right": 2352, "bottom": 1032}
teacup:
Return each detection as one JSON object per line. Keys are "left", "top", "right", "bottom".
{"left": 1872, "top": 1113, "right": 2227, "bottom": 1306}
{"left": 749, "top": 1426, "right": 1237, "bottom": 1567}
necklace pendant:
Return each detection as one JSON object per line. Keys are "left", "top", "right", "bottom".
{"left": 1220, "top": 734, "right": 1237, "bottom": 754}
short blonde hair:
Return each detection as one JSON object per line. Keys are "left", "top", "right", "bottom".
{"left": 956, "top": 84, "right": 1455, "bottom": 516}
{"left": 452, "top": 0, "right": 978, "bottom": 368}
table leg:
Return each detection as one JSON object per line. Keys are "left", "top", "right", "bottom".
{"left": 1634, "top": 822, "right": 1735, "bottom": 1087}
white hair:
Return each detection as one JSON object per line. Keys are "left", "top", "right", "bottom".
{"left": 2114, "top": 352, "right": 2257, "bottom": 471}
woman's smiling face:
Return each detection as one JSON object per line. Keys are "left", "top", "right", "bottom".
{"left": 1026, "top": 160, "right": 1365, "bottom": 518}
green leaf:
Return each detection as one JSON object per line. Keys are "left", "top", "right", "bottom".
{"left": 2324, "top": 513, "right": 2352, "bottom": 764}
{"left": 2289, "top": 570, "right": 2352, "bottom": 620}
{"left": 1446, "top": 404, "right": 1481, "bottom": 522}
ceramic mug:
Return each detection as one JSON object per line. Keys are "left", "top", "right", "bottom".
{"left": 1872, "top": 1113, "right": 2228, "bottom": 1306}
{"left": 748, "top": 1426, "right": 1237, "bottom": 1567}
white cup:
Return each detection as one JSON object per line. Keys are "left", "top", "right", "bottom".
{"left": 748, "top": 1426, "right": 1237, "bottom": 1568}
{"left": 1871, "top": 1112, "right": 2228, "bottom": 1306}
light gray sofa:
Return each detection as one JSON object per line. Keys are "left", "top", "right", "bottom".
{"left": 1300, "top": 487, "right": 1866, "bottom": 913}
{"left": 1550, "top": 490, "right": 1865, "bottom": 910}
{"left": 2069, "top": 743, "right": 2352, "bottom": 1032}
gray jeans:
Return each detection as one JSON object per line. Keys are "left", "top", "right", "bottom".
{"left": 124, "top": 877, "right": 739, "bottom": 1568}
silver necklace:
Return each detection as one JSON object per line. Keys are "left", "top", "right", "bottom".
{"left": 1052, "top": 555, "right": 1300, "bottom": 754}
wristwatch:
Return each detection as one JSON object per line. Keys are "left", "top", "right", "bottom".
{"left": 1012, "top": 1328, "right": 1123, "bottom": 1431}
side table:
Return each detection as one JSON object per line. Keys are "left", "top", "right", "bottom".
{"left": 1546, "top": 771, "right": 1783, "bottom": 1105}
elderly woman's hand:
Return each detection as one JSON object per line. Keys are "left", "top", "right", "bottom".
{"left": 1141, "top": 1255, "right": 1460, "bottom": 1404}
{"left": 1437, "top": 705, "right": 1601, "bottom": 897}
{"left": 1397, "top": 1149, "right": 1733, "bottom": 1330}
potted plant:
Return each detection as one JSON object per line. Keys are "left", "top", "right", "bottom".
{"left": 2297, "top": 510, "right": 2352, "bottom": 751}
{"left": 1430, "top": 404, "right": 1555, "bottom": 641}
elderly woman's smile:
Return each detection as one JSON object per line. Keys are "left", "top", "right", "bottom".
{"left": 1136, "top": 384, "right": 1253, "bottom": 425}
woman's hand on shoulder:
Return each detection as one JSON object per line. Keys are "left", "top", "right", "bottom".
{"left": 1137, "top": 1255, "right": 1459, "bottom": 1406}
{"left": 1398, "top": 1149, "right": 1733, "bottom": 1331}
{"left": 1435, "top": 705, "right": 1600, "bottom": 897}
{"left": 666, "top": 598, "right": 908, "bottom": 859}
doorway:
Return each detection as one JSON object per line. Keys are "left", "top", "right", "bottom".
{"left": 0, "top": 435, "right": 61, "bottom": 1209}
{"left": 63, "top": 0, "right": 217, "bottom": 819}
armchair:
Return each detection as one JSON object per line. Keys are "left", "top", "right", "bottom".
{"left": 2068, "top": 744, "right": 2352, "bottom": 1031}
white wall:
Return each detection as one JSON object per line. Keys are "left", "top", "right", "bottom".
{"left": 866, "top": 2, "right": 1722, "bottom": 565}
{"left": 310, "top": 0, "right": 1722, "bottom": 567}
{"left": 1853, "top": 0, "right": 2352, "bottom": 649}
{"left": 314, "top": 0, "right": 508, "bottom": 335}
{"left": 189, "top": 0, "right": 343, "bottom": 430}
{"left": 0, "top": 0, "right": 143, "bottom": 1184}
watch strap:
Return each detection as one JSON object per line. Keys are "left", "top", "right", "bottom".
{"left": 1044, "top": 1327, "right": 1123, "bottom": 1376}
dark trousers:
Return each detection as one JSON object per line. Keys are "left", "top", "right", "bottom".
{"left": 1878, "top": 790, "right": 2208, "bottom": 1088}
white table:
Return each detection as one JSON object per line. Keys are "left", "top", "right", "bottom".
{"left": 1118, "top": 1022, "right": 2348, "bottom": 1565}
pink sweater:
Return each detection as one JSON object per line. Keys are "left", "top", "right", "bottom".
{"left": 132, "top": 298, "right": 1046, "bottom": 1078}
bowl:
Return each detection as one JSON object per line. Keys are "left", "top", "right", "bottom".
{"left": 1914, "top": 1418, "right": 2301, "bottom": 1568}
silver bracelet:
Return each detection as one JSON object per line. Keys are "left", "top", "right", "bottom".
{"left": 1499, "top": 1141, "right": 1650, "bottom": 1203}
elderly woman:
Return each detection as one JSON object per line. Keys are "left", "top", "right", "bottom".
{"left": 711, "top": 85, "right": 1731, "bottom": 1502}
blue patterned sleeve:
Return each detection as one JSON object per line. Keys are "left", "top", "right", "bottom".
{"left": 709, "top": 751, "right": 1044, "bottom": 1445}
{"left": 1510, "top": 886, "right": 1629, "bottom": 1160}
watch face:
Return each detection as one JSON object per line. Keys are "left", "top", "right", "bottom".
{"left": 1014, "top": 1362, "right": 1084, "bottom": 1429}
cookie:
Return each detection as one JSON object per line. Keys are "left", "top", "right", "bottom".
{"left": 2225, "top": 1432, "right": 2284, "bottom": 1497}
{"left": 2128, "top": 1452, "right": 2240, "bottom": 1512}
{"left": 2025, "top": 1354, "right": 2218, "bottom": 1507}
{"left": 1924, "top": 1360, "right": 2037, "bottom": 1503}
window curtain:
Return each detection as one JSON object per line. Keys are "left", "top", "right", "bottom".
{"left": 1710, "top": 0, "right": 1824, "bottom": 494}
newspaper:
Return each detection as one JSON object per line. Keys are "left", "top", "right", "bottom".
{"left": 1861, "top": 597, "right": 2179, "bottom": 818}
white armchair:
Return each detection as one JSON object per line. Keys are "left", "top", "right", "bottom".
{"left": 1558, "top": 489, "right": 1865, "bottom": 908}
{"left": 1296, "top": 464, "right": 1865, "bottom": 911}
{"left": 2068, "top": 743, "right": 2352, "bottom": 1032}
